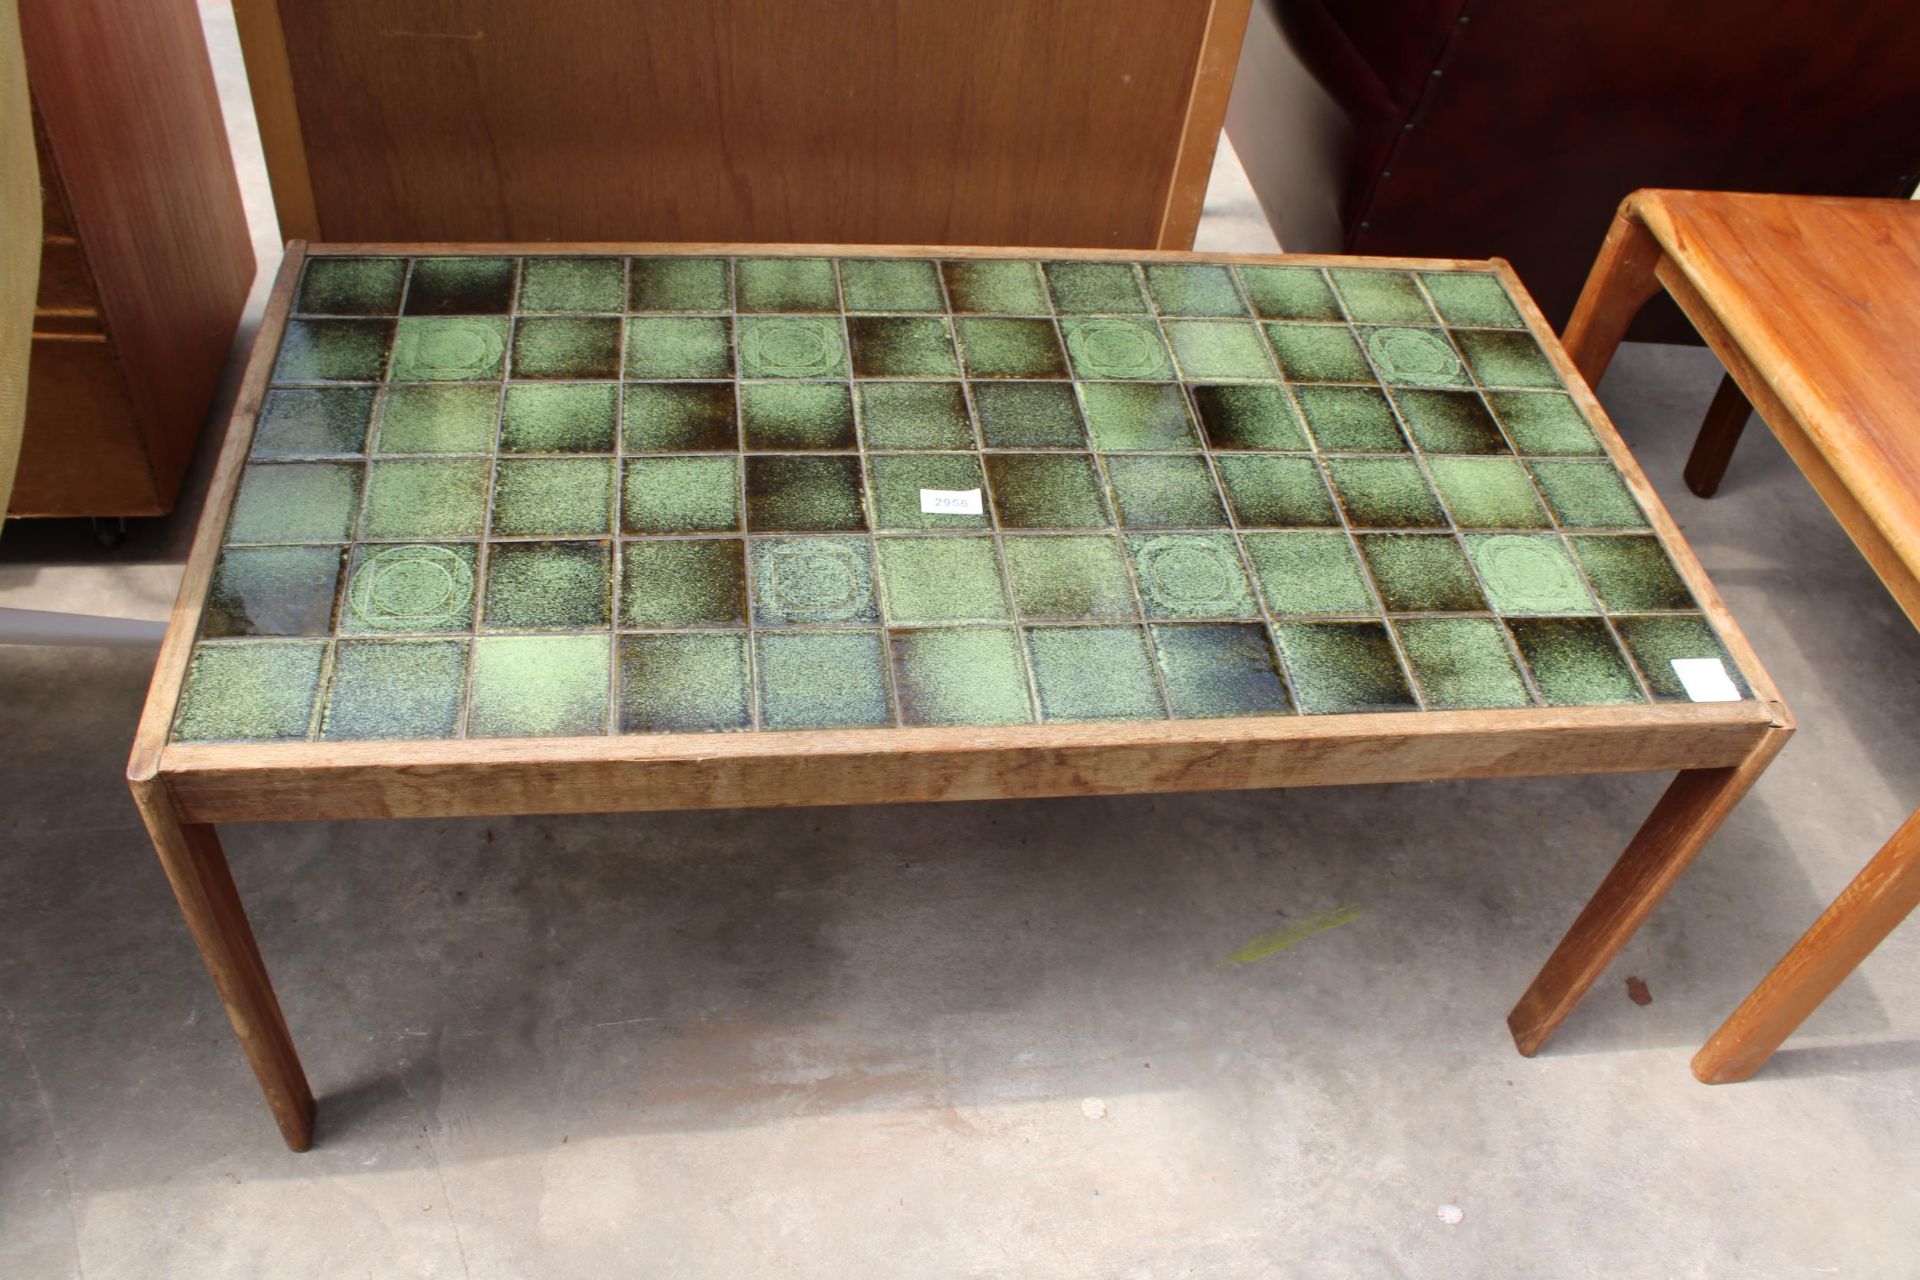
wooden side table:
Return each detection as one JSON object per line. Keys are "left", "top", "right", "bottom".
{"left": 1562, "top": 189, "right": 1920, "bottom": 1083}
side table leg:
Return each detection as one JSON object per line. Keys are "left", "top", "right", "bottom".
{"left": 131, "top": 780, "right": 315, "bottom": 1151}
{"left": 1692, "top": 806, "right": 1920, "bottom": 1083}
{"left": 1561, "top": 209, "right": 1666, "bottom": 386}
{"left": 1508, "top": 733, "right": 1787, "bottom": 1057}
{"left": 1682, "top": 373, "right": 1752, "bottom": 498}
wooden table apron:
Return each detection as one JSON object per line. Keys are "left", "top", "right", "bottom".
{"left": 128, "top": 242, "right": 1791, "bottom": 1151}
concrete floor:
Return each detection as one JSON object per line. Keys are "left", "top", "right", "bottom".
{"left": 3, "top": 8, "right": 1918, "bottom": 1278}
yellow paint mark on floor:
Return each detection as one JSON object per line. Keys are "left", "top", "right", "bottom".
{"left": 1224, "top": 904, "right": 1365, "bottom": 964}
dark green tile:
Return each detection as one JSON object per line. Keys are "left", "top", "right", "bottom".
{"left": 1329, "top": 269, "right": 1434, "bottom": 325}
{"left": 1392, "top": 389, "right": 1509, "bottom": 455}
{"left": 469, "top": 634, "right": 610, "bottom": 736}
{"left": 1359, "top": 534, "right": 1485, "bottom": 613}
{"left": 1426, "top": 457, "right": 1550, "bottom": 529}
{"left": 172, "top": 642, "right": 325, "bottom": 742}
{"left": 984, "top": 453, "right": 1112, "bottom": 530}
{"left": 204, "top": 545, "right": 344, "bottom": 637}
{"left": 491, "top": 458, "right": 615, "bottom": 536}
{"left": 483, "top": 540, "right": 612, "bottom": 630}
{"left": 1420, "top": 271, "right": 1524, "bottom": 328}
{"left": 1616, "top": 615, "right": 1748, "bottom": 703}
{"left": 740, "top": 382, "right": 856, "bottom": 450}
{"left": 511, "top": 316, "right": 621, "bottom": 380}
{"left": 1002, "top": 535, "right": 1135, "bottom": 619}
{"left": 321, "top": 639, "right": 467, "bottom": 740}
{"left": 375, "top": 384, "right": 499, "bottom": 454}
{"left": 869, "top": 453, "right": 990, "bottom": 531}
{"left": 1078, "top": 383, "right": 1198, "bottom": 450}
{"left": 840, "top": 258, "right": 943, "bottom": 312}
{"left": 1144, "top": 263, "right": 1248, "bottom": 318}
{"left": 750, "top": 536, "right": 879, "bottom": 626}
{"left": 342, "top": 543, "right": 477, "bottom": 634}
{"left": 1264, "top": 323, "right": 1369, "bottom": 382}
{"left": 618, "top": 633, "right": 751, "bottom": 733}
{"left": 891, "top": 627, "right": 1034, "bottom": 726}
{"left": 1060, "top": 318, "right": 1173, "bottom": 380}
{"left": 973, "top": 382, "right": 1085, "bottom": 448}
{"left": 1273, "top": 621, "right": 1417, "bottom": 714}
{"left": 1152, "top": 623, "right": 1291, "bottom": 718}
{"left": 623, "top": 383, "right": 738, "bottom": 452}
{"left": 623, "top": 317, "right": 733, "bottom": 379}
{"left": 847, "top": 316, "right": 960, "bottom": 378}
{"left": 388, "top": 317, "right": 508, "bottom": 381}
{"left": 275, "top": 319, "right": 392, "bottom": 382}
{"left": 755, "top": 630, "right": 893, "bottom": 730}
{"left": 1293, "top": 385, "right": 1406, "bottom": 452}
{"left": 360, "top": 459, "right": 489, "bottom": 540}
{"left": 1571, "top": 535, "right": 1695, "bottom": 612}
{"left": 1486, "top": 391, "right": 1603, "bottom": 456}
{"left": 404, "top": 257, "right": 514, "bottom": 314}
{"left": 737, "top": 316, "right": 848, "bottom": 378}
{"left": 1325, "top": 457, "right": 1446, "bottom": 528}
{"left": 942, "top": 260, "right": 1050, "bottom": 314}
{"left": 1363, "top": 327, "right": 1469, "bottom": 386}
{"left": 1242, "top": 531, "right": 1375, "bottom": 616}
{"left": 253, "top": 388, "right": 374, "bottom": 456}
{"left": 1025, "top": 626, "right": 1162, "bottom": 721}
{"left": 620, "top": 538, "right": 747, "bottom": 627}
{"left": 628, "top": 257, "right": 729, "bottom": 312}
{"left": 1529, "top": 460, "right": 1648, "bottom": 528}
{"left": 1394, "top": 618, "right": 1531, "bottom": 709}
{"left": 954, "top": 317, "right": 1068, "bottom": 379}
{"left": 1238, "top": 266, "right": 1341, "bottom": 321}
{"left": 1215, "top": 455, "right": 1338, "bottom": 528}
{"left": 500, "top": 383, "right": 617, "bottom": 452}
{"left": 228, "top": 462, "right": 361, "bottom": 543}
{"left": 858, "top": 383, "right": 974, "bottom": 450}
{"left": 623, "top": 456, "right": 741, "bottom": 534}
{"left": 743, "top": 455, "right": 866, "bottom": 532}
{"left": 518, "top": 257, "right": 625, "bottom": 313}
{"left": 297, "top": 257, "right": 405, "bottom": 315}
{"left": 1127, "top": 533, "right": 1256, "bottom": 619}
{"left": 1045, "top": 261, "right": 1146, "bottom": 314}
{"left": 1191, "top": 384, "right": 1307, "bottom": 450}
{"left": 1466, "top": 534, "right": 1597, "bottom": 615}
{"left": 1508, "top": 617, "right": 1642, "bottom": 707}
{"left": 1455, "top": 328, "right": 1562, "bottom": 388}
{"left": 876, "top": 536, "right": 1010, "bottom": 624}
{"left": 1164, "top": 321, "right": 1276, "bottom": 380}
{"left": 1105, "top": 455, "right": 1227, "bottom": 529}
{"left": 736, "top": 257, "right": 839, "bottom": 313}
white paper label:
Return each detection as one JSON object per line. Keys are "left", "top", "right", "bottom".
{"left": 919, "top": 487, "right": 984, "bottom": 516}
{"left": 1671, "top": 657, "right": 1740, "bottom": 703}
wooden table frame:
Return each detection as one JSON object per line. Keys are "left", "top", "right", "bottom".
{"left": 129, "top": 242, "right": 1791, "bottom": 1150}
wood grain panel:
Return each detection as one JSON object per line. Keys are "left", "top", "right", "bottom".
{"left": 11, "top": 338, "right": 151, "bottom": 516}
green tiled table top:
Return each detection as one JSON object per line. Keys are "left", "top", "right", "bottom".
{"left": 169, "top": 251, "right": 1758, "bottom": 744}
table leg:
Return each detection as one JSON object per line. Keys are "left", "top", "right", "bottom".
{"left": 130, "top": 779, "right": 315, "bottom": 1151}
{"left": 1691, "top": 806, "right": 1920, "bottom": 1083}
{"left": 1508, "top": 732, "right": 1787, "bottom": 1056}
{"left": 1683, "top": 373, "right": 1753, "bottom": 499}
{"left": 1561, "top": 210, "right": 1666, "bottom": 386}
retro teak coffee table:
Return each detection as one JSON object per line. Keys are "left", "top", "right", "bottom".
{"left": 130, "top": 244, "right": 1789, "bottom": 1150}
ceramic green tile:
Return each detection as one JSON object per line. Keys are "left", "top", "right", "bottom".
{"left": 1486, "top": 391, "right": 1603, "bottom": 456}
{"left": 321, "top": 639, "right": 467, "bottom": 740}
{"left": 629, "top": 257, "right": 729, "bottom": 312}
{"left": 1060, "top": 318, "right": 1174, "bottom": 380}
{"left": 1394, "top": 618, "right": 1531, "bottom": 709}
{"left": 1214, "top": 455, "right": 1338, "bottom": 527}
{"left": 1145, "top": 264, "right": 1248, "bottom": 318}
{"left": 1045, "top": 261, "right": 1147, "bottom": 314}
{"left": 743, "top": 455, "right": 866, "bottom": 532}
{"left": 297, "top": 257, "right": 406, "bottom": 315}
{"left": 1392, "top": 389, "right": 1509, "bottom": 455}
{"left": 491, "top": 458, "right": 615, "bottom": 536}
{"left": 1274, "top": 622, "right": 1417, "bottom": 714}
{"left": 252, "top": 388, "right": 374, "bottom": 457}
{"left": 618, "top": 633, "right": 751, "bottom": 733}
{"left": 620, "top": 538, "right": 747, "bottom": 627}
{"left": 622, "top": 456, "right": 741, "bottom": 533}
{"left": 876, "top": 536, "right": 1010, "bottom": 624}
{"left": 736, "top": 316, "right": 848, "bottom": 378}
{"left": 869, "top": 453, "right": 990, "bottom": 531}
{"left": 1425, "top": 457, "right": 1550, "bottom": 529}
{"left": 1190, "top": 384, "right": 1308, "bottom": 451}
{"left": 1360, "top": 534, "right": 1486, "bottom": 613}
{"left": 1127, "top": 533, "right": 1256, "bottom": 619}
{"left": 342, "top": 543, "right": 477, "bottom": 634}
{"left": 389, "top": 317, "right": 508, "bottom": 381}
{"left": 1242, "top": 531, "right": 1376, "bottom": 616}
{"left": 1329, "top": 270, "right": 1434, "bottom": 325}
{"left": 624, "top": 317, "right": 733, "bottom": 379}
{"left": 1570, "top": 535, "right": 1695, "bottom": 612}
{"left": 1001, "top": 535, "right": 1135, "bottom": 619}
{"left": 275, "top": 319, "right": 392, "bottom": 382}
{"left": 1363, "top": 327, "right": 1469, "bottom": 387}
{"left": 1153, "top": 623, "right": 1291, "bottom": 718}
{"left": 623, "top": 383, "right": 738, "bottom": 452}
{"left": 942, "top": 260, "right": 1050, "bottom": 315}
{"left": 973, "top": 382, "right": 1085, "bottom": 448}
{"left": 858, "top": 383, "right": 974, "bottom": 450}
{"left": 1163, "top": 321, "right": 1277, "bottom": 380}
{"left": 483, "top": 540, "right": 612, "bottom": 630}
{"left": 1293, "top": 385, "right": 1406, "bottom": 452}
{"left": 1466, "top": 534, "right": 1598, "bottom": 615}
{"left": 741, "top": 382, "right": 857, "bottom": 450}
{"left": 1238, "top": 266, "right": 1342, "bottom": 321}
{"left": 511, "top": 316, "right": 621, "bottom": 380}
{"left": 228, "top": 462, "right": 362, "bottom": 543}
{"left": 750, "top": 536, "right": 879, "bottom": 626}
{"left": 847, "top": 316, "right": 960, "bottom": 378}
{"left": 500, "top": 383, "right": 617, "bottom": 452}
{"left": 1508, "top": 618, "right": 1642, "bottom": 706}
{"left": 1419, "top": 271, "right": 1524, "bottom": 328}
{"left": 1105, "top": 455, "right": 1227, "bottom": 529}
{"left": 755, "top": 630, "right": 893, "bottom": 729}
{"left": 736, "top": 257, "right": 839, "bottom": 313}
{"left": 518, "top": 257, "right": 625, "bottom": 313}
{"left": 1455, "top": 329, "right": 1561, "bottom": 388}
{"left": 1025, "top": 626, "right": 1162, "bottom": 721}
{"left": 1529, "top": 460, "right": 1648, "bottom": 528}
{"left": 469, "top": 634, "right": 610, "bottom": 736}
{"left": 1616, "top": 615, "right": 1748, "bottom": 702}
{"left": 204, "top": 545, "right": 344, "bottom": 637}
{"left": 172, "top": 642, "right": 325, "bottom": 742}
{"left": 954, "top": 317, "right": 1068, "bottom": 379}
{"left": 405, "top": 257, "right": 514, "bottom": 314}
{"left": 891, "top": 627, "right": 1034, "bottom": 726}
{"left": 360, "top": 459, "right": 490, "bottom": 539}
{"left": 1325, "top": 457, "right": 1446, "bottom": 528}
{"left": 984, "top": 454, "right": 1113, "bottom": 529}
{"left": 1264, "top": 323, "right": 1369, "bottom": 382}
{"left": 840, "top": 259, "right": 943, "bottom": 313}
{"left": 1079, "top": 384, "right": 1199, "bottom": 452}
{"left": 375, "top": 384, "right": 499, "bottom": 454}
